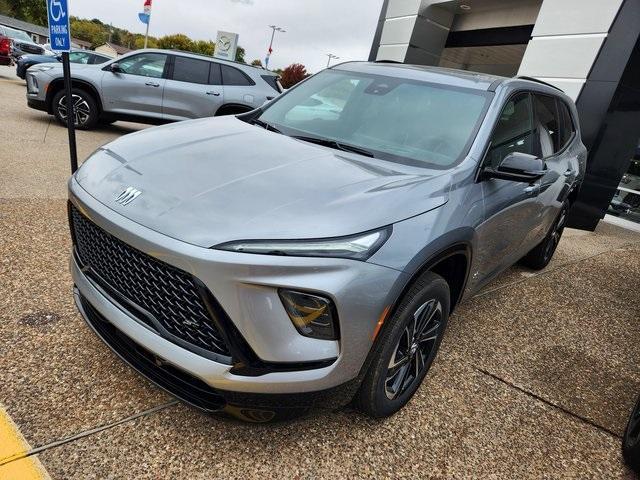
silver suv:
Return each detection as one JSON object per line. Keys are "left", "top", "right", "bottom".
{"left": 26, "top": 49, "right": 282, "bottom": 129}
{"left": 69, "top": 63, "right": 586, "bottom": 421}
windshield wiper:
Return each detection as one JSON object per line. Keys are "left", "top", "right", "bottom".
{"left": 251, "top": 118, "right": 281, "bottom": 134}
{"left": 291, "top": 136, "right": 375, "bottom": 158}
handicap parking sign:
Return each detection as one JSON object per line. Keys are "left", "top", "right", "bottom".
{"left": 47, "top": 0, "right": 71, "bottom": 52}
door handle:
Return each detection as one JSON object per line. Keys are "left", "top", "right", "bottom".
{"left": 145, "top": 81, "right": 160, "bottom": 87}
{"left": 206, "top": 91, "right": 221, "bottom": 96}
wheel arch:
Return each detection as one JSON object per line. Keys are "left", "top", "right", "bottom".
{"left": 46, "top": 78, "right": 103, "bottom": 114}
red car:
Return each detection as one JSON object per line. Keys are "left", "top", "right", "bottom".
{"left": 0, "top": 34, "right": 12, "bottom": 66}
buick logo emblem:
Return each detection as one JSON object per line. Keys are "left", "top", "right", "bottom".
{"left": 115, "top": 186, "right": 142, "bottom": 206}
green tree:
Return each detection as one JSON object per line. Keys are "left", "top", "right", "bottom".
{"left": 1, "top": 0, "right": 47, "bottom": 26}
{"left": 157, "top": 34, "right": 194, "bottom": 51}
{"left": 251, "top": 59, "right": 263, "bottom": 67}
{"left": 70, "top": 17, "right": 109, "bottom": 47}
{"left": 193, "top": 40, "right": 215, "bottom": 56}
{"left": 235, "top": 46, "right": 246, "bottom": 63}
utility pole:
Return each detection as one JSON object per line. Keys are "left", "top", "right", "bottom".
{"left": 326, "top": 53, "right": 340, "bottom": 68}
{"left": 144, "top": 18, "right": 150, "bottom": 48}
{"left": 265, "top": 25, "right": 285, "bottom": 69}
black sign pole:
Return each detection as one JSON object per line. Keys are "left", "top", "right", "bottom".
{"left": 61, "top": 51, "right": 78, "bottom": 173}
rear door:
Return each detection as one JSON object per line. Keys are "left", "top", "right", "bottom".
{"left": 220, "top": 63, "right": 259, "bottom": 110}
{"left": 162, "top": 55, "right": 224, "bottom": 120}
{"left": 531, "top": 93, "right": 573, "bottom": 239}
{"left": 100, "top": 52, "right": 168, "bottom": 118}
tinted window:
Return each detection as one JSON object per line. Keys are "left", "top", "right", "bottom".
{"left": 91, "top": 54, "right": 111, "bottom": 65}
{"left": 533, "top": 94, "right": 560, "bottom": 157}
{"left": 172, "top": 56, "right": 210, "bottom": 84}
{"left": 118, "top": 53, "right": 167, "bottom": 78}
{"left": 558, "top": 101, "right": 575, "bottom": 149}
{"left": 261, "top": 74, "right": 282, "bottom": 93}
{"left": 486, "top": 93, "right": 537, "bottom": 168}
{"left": 259, "top": 69, "right": 489, "bottom": 168}
{"left": 209, "top": 63, "right": 222, "bottom": 85}
{"left": 221, "top": 65, "right": 252, "bottom": 86}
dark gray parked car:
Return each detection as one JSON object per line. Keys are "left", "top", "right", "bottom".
{"left": 69, "top": 63, "right": 586, "bottom": 420}
{"left": 16, "top": 50, "right": 112, "bottom": 79}
{"left": 26, "top": 48, "right": 282, "bottom": 129}
{"left": 624, "top": 395, "right": 640, "bottom": 473}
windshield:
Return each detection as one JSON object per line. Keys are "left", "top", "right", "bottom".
{"left": 6, "top": 28, "right": 32, "bottom": 42}
{"left": 257, "top": 69, "right": 490, "bottom": 168}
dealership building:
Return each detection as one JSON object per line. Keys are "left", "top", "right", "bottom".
{"left": 370, "top": 0, "right": 640, "bottom": 230}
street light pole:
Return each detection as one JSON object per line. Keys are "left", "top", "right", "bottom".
{"left": 265, "top": 25, "right": 285, "bottom": 69}
{"left": 326, "top": 53, "right": 340, "bottom": 68}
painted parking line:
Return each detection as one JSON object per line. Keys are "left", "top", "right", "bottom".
{"left": 0, "top": 407, "right": 49, "bottom": 480}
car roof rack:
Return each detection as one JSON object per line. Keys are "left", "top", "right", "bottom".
{"left": 514, "top": 76, "right": 563, "bottom": 92}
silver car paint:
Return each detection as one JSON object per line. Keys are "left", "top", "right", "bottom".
{"left": 25, "top": 48, "right": 278, "bottom": 121}
{"left": 70, "top": 63, "right": 586, "bottom": 393}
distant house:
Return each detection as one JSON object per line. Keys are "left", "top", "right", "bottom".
{"left": 95, "top": 42, "right": 133, "bottom": 58}
{"left": 0, "top": 14, "right": 91, "bottom": 49}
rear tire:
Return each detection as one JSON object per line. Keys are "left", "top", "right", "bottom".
{"left": 52, "top": 88, "right": 99, "bottom": 130}
{"left": 354, "top": 272, "right": 449, "bottom": 418}
{"left": 520, "top": 201, "right": 568, "bottom": 270}
{"left": 623, "top": 395, "right": 640, "bottom": 473}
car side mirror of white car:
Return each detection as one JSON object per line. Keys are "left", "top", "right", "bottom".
{"left": 108, "top": 62, "right": 122, "bottom": 73}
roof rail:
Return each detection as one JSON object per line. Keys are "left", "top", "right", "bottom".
{"left": 515, "top": 76, "right": 563, "bottom": 92}
{"left": 374, "top": 59, "right": 403, "bottom": 64}
{"left": 167, "top": 49, "right": 267, "bottom": 70}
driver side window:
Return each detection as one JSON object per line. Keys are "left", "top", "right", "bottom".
{"left": 486, "top": 93, "right": 537, "bottom": 169}
{"left": 117, "top": 53, "right": 167, "bottom": 79}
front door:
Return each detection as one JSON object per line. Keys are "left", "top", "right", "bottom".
{"left": 162, "top": 56, "right": 224, "bottom": 120}
{"left": 475, "top": 92, "right": 543, "bottom": 286}
{"left": 101, "top": 52, "right": 168, "bottom": 119}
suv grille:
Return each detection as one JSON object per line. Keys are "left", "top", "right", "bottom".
{"left": 70, "top": 205, "right": 231, "bottom": 358}
{"left": 16, "top": 42, "right": 43, "bottom": 54}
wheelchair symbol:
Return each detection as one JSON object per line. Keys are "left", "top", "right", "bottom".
{"left": 49, "top": 0, "right": 66, "bottom": 22}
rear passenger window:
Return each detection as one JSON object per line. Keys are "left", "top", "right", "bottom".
{"left": 486, "top": 93, "right": 537, "bottom": 168}
{"left": 221, "top": 65, "right": 253, "bottom": 86}
{"left": 557, "top": 101, "right": 575, "bottom": 149}
{"left": 172, "top": 56, "right": 210, "bottom": 85}
{"left": 533, "top": 94, "right": 560, "bottom": 157}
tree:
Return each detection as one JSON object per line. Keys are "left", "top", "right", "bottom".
{"left": 193, "top": 40, "right": 215, "bottom": 56}
{"left": 70, "top": 17, "right": 109, "bottom": 47}
{"left": 251, "top": 59, "right": 263, "bottom": 67}
{"left": 158, "top": 34, "right": 194, "bottom": 51}
{"left": 280, "top": 63, "right": 308, "bottom": 89}
{"left": 235, "top": 46, "right": 246, "bottom": 63}
{"left": 0, "top": 0, "right": 47, "bottom": 26}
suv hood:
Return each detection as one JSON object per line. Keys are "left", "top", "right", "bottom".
{"left": 75, "top": 117, "right": 450, "bottom": 248}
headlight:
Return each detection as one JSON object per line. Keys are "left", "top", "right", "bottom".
{"left": 214, "top": 227, "right": 391, "bottom": 260}
{"left": 279, "top": 289, "right": 338, "bottom": 340}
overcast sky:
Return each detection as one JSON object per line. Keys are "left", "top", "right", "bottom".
{"left": 69, "top": 0, "right": 383, "bottom": 73}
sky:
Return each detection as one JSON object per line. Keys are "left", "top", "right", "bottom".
{"left": 69, "top": 0, "right": 384, "bottom": 73}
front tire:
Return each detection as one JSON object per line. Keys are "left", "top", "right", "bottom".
{"left": 354, "top": 272, "right": 450, "bottom": 418}
{"left": 52, "top": 88, "right": 99, "bottom": 130}
{"left": 623, "top": 395, "right": 640, "bottom": 473}
{"left": 520, "top": 202, "right": 568, "bottom": 270}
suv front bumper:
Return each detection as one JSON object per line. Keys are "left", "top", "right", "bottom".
{"left": 69, "top": 177, "right": 406, "bottom": 406}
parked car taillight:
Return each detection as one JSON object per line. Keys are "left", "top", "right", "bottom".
{"left": 0, "top": 36, "right": 10, "bottom": 56}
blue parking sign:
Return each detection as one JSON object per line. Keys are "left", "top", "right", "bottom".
{"left": 47, "top": 0, "right": 71, "bottom": 52}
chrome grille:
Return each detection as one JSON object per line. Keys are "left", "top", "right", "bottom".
{"left": 70, "top": 205, "right": 230, "bottom": 357}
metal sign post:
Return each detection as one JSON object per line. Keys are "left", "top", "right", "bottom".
{"left": 46, "top": 0, "right": 78, "bottom": 173}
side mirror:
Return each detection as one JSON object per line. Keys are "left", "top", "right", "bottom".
{"left": 108, "top": 62, "right": 122, "bottom": 73}
{"left": 483, "top": 152, "right": 546, "bottom": 183}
